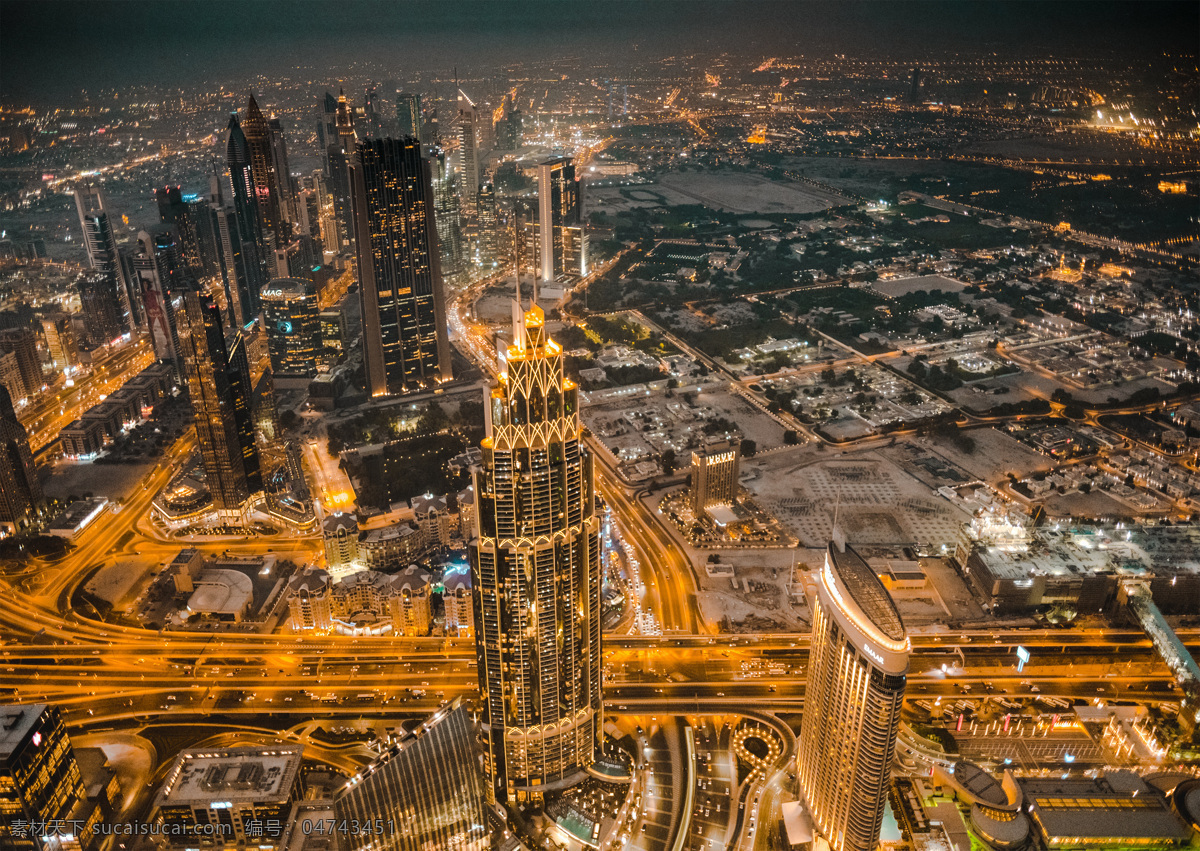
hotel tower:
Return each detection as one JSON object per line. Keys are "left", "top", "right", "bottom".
{"left": 797, "top": 540, "right": 909, "bottom": 851}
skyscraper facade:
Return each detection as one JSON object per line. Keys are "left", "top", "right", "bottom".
{"left": 470, "top": 300, "right": 602, "bottom": 803}
{"left": 430, "top": 143, "right": 464, "bottom": 285}
{"left": 348, "top": 137, "right": 452, "bottom": 397}
{"left": 0, "top": 383, "right": 43, "bottom": 534}
{"left": 536, "top": 157, "right": 586, "bottom": 282}
{"left": 396, "top": 92, "right": 422, "bottom": 142}
{"left": 225, "top": 115, "right": 270, "bottom": 318}
{"left": 74, "top": 187, "right": 136, "bottom": 334}
{"left": 74, "top": 271, "right": 124, "bottom": 348}
{"left": 240, "top": 94, "right": 294, "bottom": 245}
{"left": 457, "top": 91, "right": 481, "bottom": 217}
{"left": 0, "top": 704, "right": 99, "bottom": 851}
{"left": 177, "top": 286, "right": 262, "bottom": 514}
{"left": 797, "top": 542, "right": 909, "bottom": 851}
{"left": 0, "top": 329, "right": 42, "bottom": 401}
{"left": 334, "top": 700, "right": 489, "bottom": 851}
{"left": 690, "top": 439, "right": 741, "bottom": 514}
{"left": 261, "top": 278, "right": 319, "bottom": 378}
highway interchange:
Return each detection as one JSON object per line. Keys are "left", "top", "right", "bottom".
{"left": 0, "top": 289, "right": 1194, "bottom": 850}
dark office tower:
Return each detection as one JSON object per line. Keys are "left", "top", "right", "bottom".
{"left": 240, "top": 94, "right": 293, "bottom": 245}
{"left": 177, "top": 285, "right": 262, "bottom": 514}
{"left": 0, "top": 704, "right": 99, "bottom": 851}
{"left": 364, "top": 84, "right": 386, "bottom": 137}
{"left": 76, "top": 270, "right": 125, "bottom": 347}
{"left": 348, "top": 138, "right": 452, "bottom": 397}
{"left": 318, "top": 91, "right": 339, "bottom": 166}
{"left": 497, "top": 107, "right": 521, "bottom": 151}
{"left": 797, "top": 542, "right": 909, "bottom": 851}
{"left": 470, "top": 299, "right": 601, "bottom": 804}
{"left": 0, "top": 383, "right": 43, "bottom": 534}
{"left": 457, "top": 90, "right": 481, "bottom": 216}
{"left": 908, "top": 66, "right": 922, "bottom": 104}
{"left": 0, "top": 329, "right": 42, "bottom": 401}
{"left": 74, "top": 186, "right": 136, "bottom": 333}
{"left": 477, "top": 182, "right": 498, "bottom": 269}
{"left": 429, "top": 144, "right": 464, "bottom": 284}
{"left": 155, "top": 184, "right": 184, "bottom": 224}
{"left": 536, "top": 157, "right": 586, "bottom": 282}
{"left": 226, "top": 117, "right": 269, "bottom": 316}
{"left": 396, "top": 91, "right": 422, "bottom": 142}
{"left": 334, "top": 700, "right": 489, "bottom": 851}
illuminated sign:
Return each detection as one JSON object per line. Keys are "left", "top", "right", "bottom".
{"left": 862, "top": 643, "right": 885, "bottom": 666}
{"left": 31, "top": 732, "right": 41, "bottom": 747}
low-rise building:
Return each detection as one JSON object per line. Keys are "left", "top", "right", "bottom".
{"left": 152, "top": 747, "right": 304, "bottom": 848}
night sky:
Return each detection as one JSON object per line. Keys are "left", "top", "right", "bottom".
{"left": 2, "top": 1, "right": 1197, "bottom": 104}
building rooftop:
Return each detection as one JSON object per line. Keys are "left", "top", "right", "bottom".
{"left": 0, "top": 704, "right": 48, "bottom": 760}
{"left": 827, "top": 542, "right": 906, "bottom": 643}
{"left": 1019, "top": 772, "right": 1190, "bottom": 844}
{"left": 156, "top": 747, "right": 303, "bottom": 805}
{"left": 185, "top": 569, "right": 253, "bottom": 616}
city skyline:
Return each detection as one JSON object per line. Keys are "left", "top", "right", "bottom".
{"left": 0, "top": 3, "right": 1197, "bottom": 849}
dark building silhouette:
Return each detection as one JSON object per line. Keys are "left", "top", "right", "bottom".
{"left": 240, "top": 94, "right": 294, "bottom": 247}
{"left": 75, "top": 271, "right": 125, "bottom": 347}
{"left": 0, "top": 383, "right": 43, "bottom": 534}
{"left": 225, "top": 117, "right": 270, "bottom": 318}
{"left": 396, "top": 91, "right": 422, "bottom": 143}
{"left": 348, "top": 137, "right": 452, "bottom": 397}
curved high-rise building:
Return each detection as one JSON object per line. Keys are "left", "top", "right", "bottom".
{"left": 798, "top": 542, "right": 909, "bottom": 851}
{"left": 469, "top": 300, "right": 602, "bottom": 804}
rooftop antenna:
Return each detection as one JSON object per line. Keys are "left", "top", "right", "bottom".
{"left": 832, "top": 493, "right": 846, "bottom": 552}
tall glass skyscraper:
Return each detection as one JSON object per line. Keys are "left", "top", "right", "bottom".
{"left": 225, "top": 115, "right": 269, "bottom": 318}
{"left": 177, "top": 285, "right": 262, "bottom": 514}
{"left": 335, "top": 700, "right": 488, "bottom": 851}
{"left": 797, "top": 541, "right": 909, "bottom": 851}
{"left": 74, "top": 186, "right": 137, "bottom": 334}
{"left": 348, "top": 137, "right": 452, "bottom": 397}
{"left": 469, "top": 299, "right": 602, "bottom": 804}
{"left": 241, "top": 94, "right": 294, "bottom": 245}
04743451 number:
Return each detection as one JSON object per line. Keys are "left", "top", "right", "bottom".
{"left": 300, "top": 819, "right": 395, "bottom": 836}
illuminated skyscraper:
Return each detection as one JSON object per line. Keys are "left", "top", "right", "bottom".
{"left": 469, "top": 298, "right": 602, "bottom": 803}
{"left": 0, "top": 383, "right": 43, "bottom": 534}
{"left": 261, "top": 278, "right": 319, "bottom": 378}
{"left": 396, "top": 91, "right": 422, "bottom": 142}
{"left": 535, "top": 157, "right": 586, "bottom": 282}
{"left": 74, "top": 186, "right": 136, "bottom": 334}
{"left": 430, "top": 143, "right": 464, "bottom": 284}
{"left": 797, "top": 541, "right": 909, "bottom": 851}
{"left": 0, "top": 703, "right": 99, "bottom": 851}
{"left": 690, "top": 438, "right": 740, "bottom": 515}
{"left": 240, "top": 94, "right": 294, "bottom": 245}
{"left": 457, "top": 90, "right": 481, "bottom": 217}
{"left": 334, "top": 700, "right": 489, "bottom": 851}
{"left": 348, "top": 137, "right": 452, "bottom": 396}
{"left": 177, "top": 285, "right": 262, "bottom": 514}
